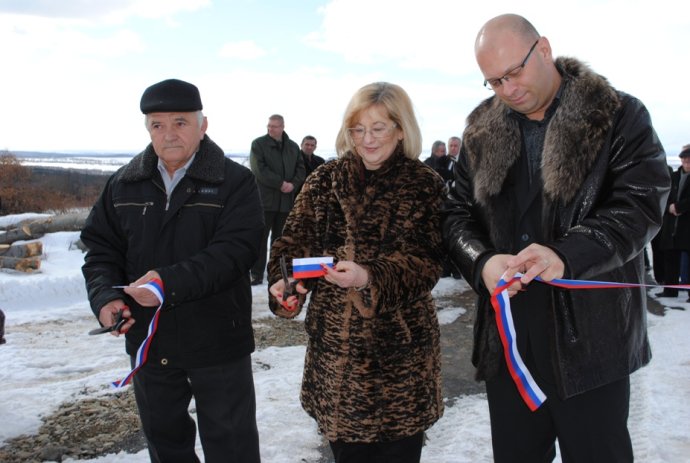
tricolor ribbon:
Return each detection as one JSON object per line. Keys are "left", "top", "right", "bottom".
{"left": 491, "top": 275, "right": 547, "bottom": 411}
{"left": 292, "top": 257, "right": 334, "bottom": 279}
{"left": 491, "top": 274, "right": 690, "bottom": 411}
{"left": 111, "top": 278, "right": 165, "bottom": 388}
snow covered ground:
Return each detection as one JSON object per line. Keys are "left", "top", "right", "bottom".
{"left": 0, "top": 213, "right": 688, "bottom": 462}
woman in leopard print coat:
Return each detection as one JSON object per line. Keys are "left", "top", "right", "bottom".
{"left": 267, "top": 82, "right": 446, "bottom": 462}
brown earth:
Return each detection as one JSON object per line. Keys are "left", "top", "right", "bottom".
{"left": 0, "top": 286, "right": 671, "bottom": 462}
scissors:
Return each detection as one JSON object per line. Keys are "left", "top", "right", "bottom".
{"left": 279, "top": 255, "right": 300, "bottom": 311}
{"left": 88, "top": 308, "right": 128, "bottom": 335}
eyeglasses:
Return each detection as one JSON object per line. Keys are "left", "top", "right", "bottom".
{"left": 483, "top": 39, "right": 539, "bottom": 90}
{"left": 347, "top": 123, "right": 397, "bottom": 141}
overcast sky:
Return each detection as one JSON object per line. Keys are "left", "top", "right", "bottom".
{"left": 1, "top": 0, "right": 688, "bottom": 157}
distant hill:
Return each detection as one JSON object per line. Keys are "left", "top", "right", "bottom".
{"left": 9, "top": 150, "right": 250, "bottom": 159}
{"left": 11, "top": 150, "right": 136, "bottom": 159}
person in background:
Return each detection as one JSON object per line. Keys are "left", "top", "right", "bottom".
{"left": 0, "top": 308, "right": 5, "bottom": 344}
{"left": 300, "top": 135, "right": 326, "bottom": 177}
{"left": 443, "top": 14, "right": 669, "bottom": 463}
{"left": 81, "top": 78, "right": 263, "bottom": 463}
{"left": 657, "top": 145, "right": 690, "bottom": 300}
{"left": 447, "top": 136, "right": 462, "bottom": 188}
{"left": 249, "top": 114, "right": 306, "bottom": 285}
{"left": 423, "top": 140, "right": 454, "bottom": 184}
{"left": 448, "top": 136, "right": 462, "bottom": 163}
{"left": 681, "top": 250, "right": 690, "bottom": 285}
{"left": 267, "top": 82, "right": 445, "bottom": 463}
{"left": 297, "top": 135, "right": 325, "bottom": 195}
{"left": 424, "top": 140, "right": 456, "bottom": 278}
{"left": 650, "top": 163, "right": 675, "bottom": 286}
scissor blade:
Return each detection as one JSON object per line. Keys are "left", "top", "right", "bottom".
{"left": 279, "top": 255, "right": 290, "bottom": 285}
{"left": 87, "top": 310, "right": 125, "bottom": 335}
{"left": 88, "top": 325, "right": 117, "bottom": 335}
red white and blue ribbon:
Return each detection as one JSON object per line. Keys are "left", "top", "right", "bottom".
{"left": 491, "top": 275, "right": 547, "bottom": 411}
{"left": 491, "top": 274, "right": 690, "bottom": 411}
{"left": 111, "top": 278, "right": 165, "bottom": 388}
{"left": 293, "top": 257, "right": 334, "bottom": 279}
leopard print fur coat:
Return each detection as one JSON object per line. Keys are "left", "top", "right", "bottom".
{"left": 267, "top": 148, "right": 446, "bottom": 442}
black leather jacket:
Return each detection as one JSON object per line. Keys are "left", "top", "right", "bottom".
{"left": 443, "top": 58, "right": 670, "bottom": 398}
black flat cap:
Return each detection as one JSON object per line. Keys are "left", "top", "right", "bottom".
{"left": 679, "top": 146, "right": 690, "bottom": 158}
{"left": 140, "top": 78, "right": 203, "bottom": 114}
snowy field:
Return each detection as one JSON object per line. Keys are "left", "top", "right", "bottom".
{"left": 0, "top": 213, "right": 689, "bottom": 462}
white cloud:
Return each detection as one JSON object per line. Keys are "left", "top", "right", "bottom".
{"left": 0, "top": 0, "right": 210, "bottom": 21}
{"left": 106, "top": 0, "right": 211, "bottom": 24}
{"left": 305, "top": 0, "right": 477, "bottom": 75}
{"left": 218, "top": 40, "right": 268, "bottom": 60}
{"left": 0, "top": 13, "right": 147, "bottom": 152}
{"left": 303, "top": 0, "right": 690, "bottom": 152}
{"left": 0, "top": 0, "right": 688, "bottom": 155}
{"left": 197, "top": 67, "right": 380, "bottom": 155}
{"left": 0, "top": 0, "right": 133, "bottom": 18}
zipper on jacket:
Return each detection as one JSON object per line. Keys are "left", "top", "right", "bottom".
{"left": 182, "top": 202, "right": 223, "bottom": 209}
{"left": 114, "top": 201, "right": 154, "bottom": 215}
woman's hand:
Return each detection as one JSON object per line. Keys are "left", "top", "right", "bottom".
{"left": 322, "top": 260, "right": 369, "bottom": 289}
{"left": 269, "top": 279, "right": 307, "bottom": 311}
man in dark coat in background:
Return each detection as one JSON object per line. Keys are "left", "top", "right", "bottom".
{"left": 81, "top": 79, "right": 264, "bottom": 462}
{"left": 296, "top": 135, "right": 325, "bottom": 196}
{"left": 249, "top": 114, "right": 305, "bottom": 285}
{"left": 657, "top": 145, "right": 690, "bottom": 300}
{"left": 423, "top": 140, "right": 454, "bottom": 184}
{"left": 300, "top": 135, "right": 325, "bottom": 177}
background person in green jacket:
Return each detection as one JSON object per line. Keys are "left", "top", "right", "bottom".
{"left": 249, "top": 114, "right": 305, "bottom": 285}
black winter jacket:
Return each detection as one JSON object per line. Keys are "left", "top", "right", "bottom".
{"left": 443, "top": 58, "right": 670, "bottom": 399}
{"left": 250, "top": 131, "right": 305, "bottom": 213}
{"left": 81, "top": 135, "right": 264, "bottom": 368}
{"left": 658, "top": 166, "right": 690, "bottom": 251}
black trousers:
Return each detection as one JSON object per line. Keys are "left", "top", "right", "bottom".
{"left": 486, "top": 359, "right": 632, "bottom": 463}
{"left": 329, "top": 432, "right": 424, "bottom": 463}
{"left": 251, "top": 210, "right": 289, "bottom": 281}
{"left": 661, "top": 249, "right": 685, "bottom": 296}
{"left": 132, "top": 355, "right": 261, "bottom": 463}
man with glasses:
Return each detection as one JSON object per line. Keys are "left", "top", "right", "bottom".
{"left": 443, "top": 14, "right": 669, "bottom": 462}
{"left": 249, "top": 114, "right": 305, "bottom": 285}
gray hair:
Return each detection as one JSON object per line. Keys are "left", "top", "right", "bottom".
{"left": 145, "top": 110, "right": 205, "bottom": 128}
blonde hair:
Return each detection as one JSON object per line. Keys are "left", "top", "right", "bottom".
{"left": 335, "top": 82, "right": 422, "bottom": 159}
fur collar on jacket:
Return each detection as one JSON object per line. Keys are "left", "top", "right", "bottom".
{"left": 465, "top": 57, "right": 621, "bottom": 205}
{"left": 118, "top": 135, "right": 226, "bottom": 184}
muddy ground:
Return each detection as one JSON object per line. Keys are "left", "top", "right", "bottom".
{"left": 0, "top": 286, "right": 671, "bottom": 462}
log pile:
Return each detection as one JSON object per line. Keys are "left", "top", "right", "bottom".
{"left": 0, "top": 211, "right": 89, "bottom": 272}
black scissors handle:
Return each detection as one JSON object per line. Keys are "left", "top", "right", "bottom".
{"left": 279, "top": 256, "right": 300, "bottom": 310}
{"left": 88, "top": 309, "right": 127, "bottom": 335}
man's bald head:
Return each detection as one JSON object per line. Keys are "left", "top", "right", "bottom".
{"left": 475, "top": 14, "right": 540, "bottom": 55}
{"left": 474, "top": 14, "right": 560, "bottom": 120}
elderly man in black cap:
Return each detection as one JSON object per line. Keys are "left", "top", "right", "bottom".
{"left": 657, "top": 144, "right": 690, "bottom": 300}
{"left": 81, "top": 78, "right": 264, "bottom": 462}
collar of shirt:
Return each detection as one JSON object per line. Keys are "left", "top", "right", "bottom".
{"left": 157, "top": 152, "right": 197, "bottom": 197}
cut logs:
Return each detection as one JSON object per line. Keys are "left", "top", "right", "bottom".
{"left": 0, "top": 256, "right": 41, "bottom": 272}
{"left": 0, "top": 211, "right": 90, "bottom": 272}
{"left": 0, "top": 242, "right": 43, "bottom": 258}
{"left": 0, "top": 211, "right": 88, "bottom": 245}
